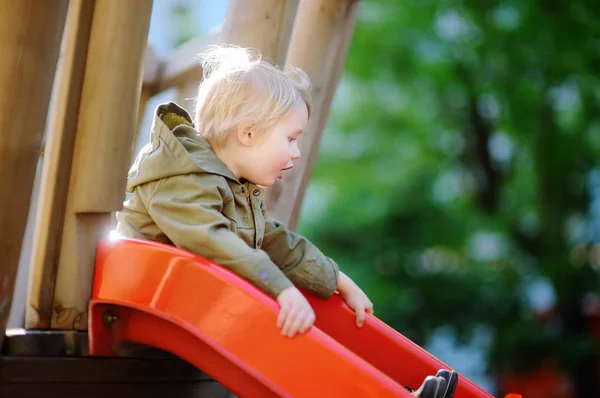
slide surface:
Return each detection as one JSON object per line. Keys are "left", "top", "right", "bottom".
{"left": 89, "top": 238, "right": 492, "bottom": 398}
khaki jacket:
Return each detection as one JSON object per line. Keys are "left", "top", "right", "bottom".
{"left": 116, "top": 102, "right": 339, "bottom": 298}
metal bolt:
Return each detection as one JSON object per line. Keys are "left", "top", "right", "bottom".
{"left": 103, "top": 310, "right": 118, "bottom": 328}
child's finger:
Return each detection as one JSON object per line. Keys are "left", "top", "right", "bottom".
{"left": 287, "top": 311, "right": 306, "bottom": 338}
{"left": 282, "top": 309, "right": 300, "bottom": 337}
{"left": 277, "top": 305, "right": 289, "bottom": 329}
{"left": 299, "top": 311, "right": 315, "bottom": 334}
{"left": 355, "top": 306, "right": 366, "bottom": 327}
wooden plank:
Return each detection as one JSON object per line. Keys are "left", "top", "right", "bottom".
{"left": 265, "top": 0, "right": 359, "bottom": 229}
{"left": 0, "top": 0, "right": 69, "bottom": 347}
{"left": 220, "top": 0, "right": 299, "bottom": 65}
{"left": 0, "top": 357, "right": 210, "bottom": 383}
{"left": 1, "top": 383, "right": 232, "bottom": 398}
{"left": 50, "top": 0, "right": 153, "bottom": 331}
{"left": 0, "top": 356, "right": 234, "bottom": 398}
{"left": 156, "top": 32, "right": 220, "bottom": 93}
{"left": 0, "top": 383, "right": 231, "bottom": 398}
{"left": 25, "top": 0, "right": 96, "bottom": 330}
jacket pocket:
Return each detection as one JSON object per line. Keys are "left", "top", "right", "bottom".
{"left": 223, "top": 196, "right": 255, "bottom": 230}
{"left": 224, "top": 212, "right": 254, "bottom": 230}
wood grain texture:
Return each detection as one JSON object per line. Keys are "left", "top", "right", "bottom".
{"left": 221, "top": 0, "right": 298, "bottom": 66}
{"left": 26, "top": 0, "right": 96, "bottom": 330}
{"left": 265, "top": 0, "right": 359, "bottom": 229}
{"left": 51, "top": 0, "right": 153, "bottom": 330}
{"left": 0, "top": 356, "right": 236, "bottom": 398}
{"left": 0, "top": 0, "right": 69, "bottom": 345}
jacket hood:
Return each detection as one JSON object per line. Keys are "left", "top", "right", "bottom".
{"left": 126, "top": 102, "right": 238, "bottom": 192}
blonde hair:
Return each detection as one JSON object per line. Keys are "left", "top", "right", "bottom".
{"left": 194, "top": 45, "right": 312, "bottom": 147}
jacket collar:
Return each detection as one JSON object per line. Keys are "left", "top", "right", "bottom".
{"left": 153, "top": 102, "right": 240, "bottom": 183}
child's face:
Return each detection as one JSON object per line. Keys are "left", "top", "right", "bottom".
{"left": 243, "top": 102, "right": 308, "bottom": 186}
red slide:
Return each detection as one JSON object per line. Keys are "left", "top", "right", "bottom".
{"left": 89, "top": 238, "right": 493, "bottom": 398}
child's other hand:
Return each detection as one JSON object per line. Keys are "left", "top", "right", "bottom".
{"left": 341, "top": 287, "right": 374, "bottom": 328}
{"left": 276, "top": 286, "right": 315, "bottom": 338}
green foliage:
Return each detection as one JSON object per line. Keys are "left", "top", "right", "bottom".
{"left": 298, "top": 0, "right": 600, "bottom": 388}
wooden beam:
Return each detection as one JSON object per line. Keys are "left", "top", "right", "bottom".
{"left": 138, "top": 34, "right": 217, "bottom": 156}
{"left": 1, "top": 355, "right": 233, "bottom": 398}
{"left": 137, "top": 36, "right": 215, "bottom": 142}
{"left": 221, "top": 0, "right": 299, "bottom": 65}
{"left": 26, "top": 0, "right": 96, "bottom": 330}
{"left": 0, "top": 0, "right": 69, "bottom": 346}
{"left": 50, "top": 0, "right": 153, "bottom": 331}
{"left": 265, "top": 0, "right": 359, "bottom": 229}
{"left": 155, "top": 32, "right": 220, "bottom": 93}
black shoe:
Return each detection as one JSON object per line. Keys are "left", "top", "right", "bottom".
{"left": 435, "top": 369, "right": 458, "bottom": 398}
{"left": 409, "top": 375, "right": 447, "bottom": 398}
{"left": 434, "top": 377, "right": 447, "bottom": 398}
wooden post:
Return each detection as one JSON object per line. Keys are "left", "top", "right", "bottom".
{"left": 156, "top": 32, "right": 220, "bottom": 117}
{"left": 49, "top": 0, "right": 153, "bottom": 331}
{"left": 137, "top": 34, "right": 221, "bottom": 160}
{"left": 26, "top": 0, "right": 96, "bottom": 330}
{"left": 0, "top": 0, "right": 69, "bottom": 345}
{"left": 221, "top": 0, "right": 299, "bottom": 65}
{"left": 155, "top": 32, "right": 220, "bottom": 93}
{"left": 265, "top": 0, "right": 359, "bottom": 229}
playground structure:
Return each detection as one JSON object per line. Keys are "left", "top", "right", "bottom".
{"left": 1, "top": 1, "right": 496, "bottom": 397}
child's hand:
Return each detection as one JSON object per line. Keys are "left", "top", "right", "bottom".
{"left": 337, "top": 271, "right": 374, "bottom": 327}
{"left": 340, "top": 286, "right": 374, "bottom": 328}
{"left": 276, "top": 286, "right": 315, "bottom": 338}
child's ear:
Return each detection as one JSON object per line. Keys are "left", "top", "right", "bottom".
{"left": 237, "top": 119, "right": 256, "bottom": 146}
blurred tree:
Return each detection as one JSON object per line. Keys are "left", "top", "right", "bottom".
{"left": 299, "top": 0, "right": 600, "bottom": 396}
{"left": 171, "top": 1, "right": 199, "bottom": 46}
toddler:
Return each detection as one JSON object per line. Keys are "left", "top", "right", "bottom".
{"left": 116, "top": 45, "right": 455, "bottom": 398}
{"left": 116, "top": 45, "right": 372, "bottom": 338}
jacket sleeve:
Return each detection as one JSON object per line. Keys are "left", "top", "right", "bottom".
{"left": 259, "top": 201, "right": 339, "bottom": 299}
{"left": 146, "top": 174, "right": 293, "bottom": 298}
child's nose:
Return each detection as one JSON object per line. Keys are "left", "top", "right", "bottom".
{"left": 292, "top": 147, "right": 301, "bottom": 160}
